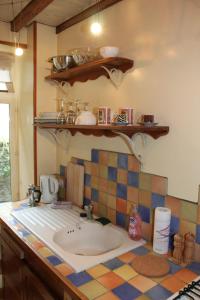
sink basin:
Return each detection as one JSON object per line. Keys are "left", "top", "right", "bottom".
{"left": 53, "top": 222, "right": 123, "bottom": 256}
{"left": 12, "top": 205, "right": 145, "bottom": 272}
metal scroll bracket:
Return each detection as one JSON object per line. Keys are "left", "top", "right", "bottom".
{"left": 46, "top": 129, "right": 72, "bottom": 152}
{"left": 113, "top": 131, "right": 147, "bottom": 164}
{"left": 101, "top": 66, "right": 125, "bottom": 88}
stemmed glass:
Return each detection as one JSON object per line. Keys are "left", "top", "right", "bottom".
{"left": 57, "top": 98, "right": 66, "bottom": 124}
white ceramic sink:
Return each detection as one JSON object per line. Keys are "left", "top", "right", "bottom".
{"left": 12, "top": 205, "right": 145, "bottom": 272}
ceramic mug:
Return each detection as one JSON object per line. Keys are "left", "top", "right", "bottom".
{"left": 97, "top": 107, "right": 111, "bottom": 125}
{"left": 142, "top": 114, "right": 154, "bottom": 123}
{"left": 119, "top": 108, "right": 134, "bottom": 124}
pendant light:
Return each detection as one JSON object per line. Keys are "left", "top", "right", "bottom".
{"left": 12, "top": 0, "right": 24, "bottom": 56}
{"left": 90, "top": 0, "right": 102, "bottom": 36}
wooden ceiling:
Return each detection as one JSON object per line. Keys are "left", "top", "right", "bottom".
{"left": 0, "top": 0, "right": 122, "bottom": 34}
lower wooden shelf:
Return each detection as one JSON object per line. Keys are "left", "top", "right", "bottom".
{"left": 34, "top": 123, "right": 169, "bottom": 139}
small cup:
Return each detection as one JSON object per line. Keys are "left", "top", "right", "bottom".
{"left": 142, "top": 114, "right": 154, "bottom": 123}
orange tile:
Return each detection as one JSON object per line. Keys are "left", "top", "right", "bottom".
{"left": 107, "top": 208, "right": 116, "bottom": 224}
{"left": 99, "top": 192, "right": 108, "bottom": 206}
{"left": 84, "top": 186, "right": 91, "bottom": 199}
{"left": 95, "top": 292, "right": 119, "bottom": 300}
{"left": 107, "top": 194, "right": 116, "bottom": 210}
{"left": 108, "top": 181, "right": 117, "bottom": 196}
{"left": 174, "top": 269, "right": 198, "bottom": 283}
{"left": 91, "top": 163, "right": 99, "bottom": 176}
{"left": 97, "top": 271, "right": 125, "bottom": 289}
{"left": 99, "top": 151, "right": 109, "bottom": 165}
{"left": 91, "top": 176, "right": 99, "bottom": 189}
{"left": 165, "top": 195, "right": 181, "bottom": 217}
{"left": 151, "top": 175, "right": 167, "bottom": 196}
{"left": 93, "top": 202, "right": 98, "bottom": 214}
{"left": 31, "top": 240, "right": 44, "bottom": 250}
{"left": 85, "top": 161, "right": 92, "bottom": 174}
{"left": 118, "top": 252, "right": 136, "bottom": 264}
{"left": 116, "top": 198, "right": 127, "bottom": 214}
{"left": 117, "top": 169, "right": 128, "bottom": 185}
{"left": 138, "top": 190, "right": 151, "bottom": 207}
{"left": 197, "top": 206, "right": 200, "bottom": 224}
{"left": 99, "top": 178, "right": 108, "bottom": 193}
{"left": 127, "top": 186, "right": 139, "bottom": 203}
{"left": 194, "top": 243, "right": 200, "bottom": 262}
{"left": 128, "top": 155, "right": 140, "bottom": 172}
{"left": 55, "top": 263, "right": 73, "bottom": 276}
{"left": 129, "top": 275, "right": 156, "bottom": 292}
{"left": 160, "top": 275, "right": 186, "bottom": 293}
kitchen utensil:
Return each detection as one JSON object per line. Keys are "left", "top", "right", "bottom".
{"left": 40, "top": 175, "right": 59, "bottom": 204}
{"left": 100, "top": 46, "right": 119, "bottom": 58}
{"left": 75, "top": 103, "right": 96, "bottom": 125}
{"left": 66, "top": 162, "right": 84, "bottom": 207}
{"left": 49, "top": 55, "right": 76, "bottom": 71}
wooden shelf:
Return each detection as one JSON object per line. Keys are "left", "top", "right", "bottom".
{"left": 45, "top": 57, "right": 134, "bottom": 85}
{"left": 34, "top": 123, "right": 169, "bottom": 139}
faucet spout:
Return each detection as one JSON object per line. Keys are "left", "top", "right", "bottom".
{"left": 84, "top": 203, "right": 93, "bottom": 220}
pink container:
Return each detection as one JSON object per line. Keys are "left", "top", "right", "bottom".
{"left": 97, "top": 107, "right": 111, "bottom": 125}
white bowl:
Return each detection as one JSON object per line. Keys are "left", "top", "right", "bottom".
{"left": 100, "top": 46, "right": 119, "bottom": 58}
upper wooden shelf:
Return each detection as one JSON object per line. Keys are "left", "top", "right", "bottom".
{"left": 45, "top": 57, "right": 134, "bottom": 85}
{"left": 34, "top": 123, "right": 169, "bottom": 139}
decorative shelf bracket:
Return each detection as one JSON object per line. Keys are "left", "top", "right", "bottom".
{"left": 113, "top": 131, "right": 147, "bottom": 163}
{"left": 101, "top": 66, "right": 125, "bottom": 88}
{"left": 46, "top": 128, "right": 72, "bottom": 151}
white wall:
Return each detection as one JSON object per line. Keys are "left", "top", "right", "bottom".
{"left": 0, "top": 21, "right": 27, "bottom": 44}
{"left": 57, "top": 0, "right": 200, "bottom": 202}
{"left": 36, "top": 23, "right": 57, "bottom": 180}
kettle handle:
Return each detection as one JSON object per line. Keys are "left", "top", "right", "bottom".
{"left": 48, "top": 176, "right": 59, "bottom": 195}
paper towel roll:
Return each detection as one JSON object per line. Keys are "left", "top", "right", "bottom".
{"left": 153, "top": 207, "right": 171, "bottom": 254}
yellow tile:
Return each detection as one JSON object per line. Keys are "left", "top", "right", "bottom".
{"left": 114, "top": 264, "right": 137, "bottom": 281}
{"left": 129, "top": 275, "right": 156, "bottom": 292}
{"left": 55, "top": 263, "right": 73, "bottom": 276}
{"left": 26, "top": 234, "right": 37, "bottom": 243}
{"left": 135, "top": 295, "right": 151, "bottom": 300}
{"left": 87, "top": 265, "right": 110, "bottom": 278}
{"left": 38, "top": 247, "right": 53, "bottom": 257}
{"left": 79, "top": 280, "right": 107, "bottom": 300}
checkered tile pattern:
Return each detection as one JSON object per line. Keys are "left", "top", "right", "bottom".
{"left": 3, "top": 202, "right": 200, "bottom": 300}
{"left": 70, "top": 149, "right": 200, "bottom": 249}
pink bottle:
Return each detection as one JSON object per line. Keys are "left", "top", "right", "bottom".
{"left": 128, "top": 204, "right": 142, "bottom": 241}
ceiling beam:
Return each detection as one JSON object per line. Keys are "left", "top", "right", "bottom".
{"left": 11, "top": 0, "right": 54, "bottom": 32}
{"left": 56, "top": 0, "right": 123, "bottom": 34}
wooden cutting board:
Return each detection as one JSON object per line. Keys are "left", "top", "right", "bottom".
{"left": 66, "top": 162, "right": 84, "bottom": 207}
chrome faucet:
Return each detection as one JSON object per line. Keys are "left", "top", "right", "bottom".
{"left": 84, "top": 203, "right": 93, "bottom": 220}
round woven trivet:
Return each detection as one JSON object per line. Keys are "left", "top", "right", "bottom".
{"left": 131, "top": 254, "right": 170, "bottom": 277}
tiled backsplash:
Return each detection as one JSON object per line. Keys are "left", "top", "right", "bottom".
{"left": 61, "top": 149, "right": 200, "bottom": 259}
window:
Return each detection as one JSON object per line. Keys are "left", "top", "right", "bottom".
{"left": 0, "top": 70, "right": 11, "bottom": 92}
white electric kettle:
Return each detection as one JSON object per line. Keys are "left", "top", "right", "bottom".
{"left": 40, "top": 175, "right": 59, "bottom": 204}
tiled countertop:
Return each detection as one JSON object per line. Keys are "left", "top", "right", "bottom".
{"left": 1, "top": 201, "right": 200, "bottom": 300}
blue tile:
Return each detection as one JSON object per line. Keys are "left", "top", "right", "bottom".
{"left": 196, "top": 224, "right": 200, "bottom": 244}
{"left": 117, "top": 183, "right": 127, "bottom": 200}
{"left": 168, "top": 261, "right": 182, "bottom": 274}
{"left": 131, "top": 246, "right": 150, "bottom": 256}
{"left": 170, "top": 216, "right": 180, "bottom": 235}
{"left": 91, "top": 149, "right": 99, "bottom": 163}
{"left": 83, "top": 197, "right": 91, "bottom": 206}
{"left": 138, "top": 205, "right": 150, "bottom": 223}
{"left": 187, "top": 262, "right": 200, "bottom": 275}
{"left": 18, "top": 229, "right": 30, "bottom": 237}
{"left": 67, "top": 271, "right": 93, "bottom": 287}
{"left": 84, "top": 174, "right": 91, "bottom": 186}
{"left": 127, "top": 171, "right": 139, "bottom": 187}
{"left": 116, "top": 212, "right": 126, "bottom": 228}
{"left": 151, "top": 193, "right": 165, "bottom": 208}
{"left": 108, "top": 167, "right": 117, "bottom": 181}
{"left": 113, "top": 283, "right": 141, "bottom": 300}
{"left": 118, "top": 153, "right": 128, "bottom": 169}
{"left": 60, "top": 165, "right": 66, "bottom": 176}
{"left": 91, "top": 188, "right": 99, "bottom": 202}
{"left": 47, "top": 255, "right": 63, "bottom": 266}
{"left": 103, "top": 258, "right": 124, "bottom": 270}
{"left": 145, "top": 285, "right": 172, "bottom": 300}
